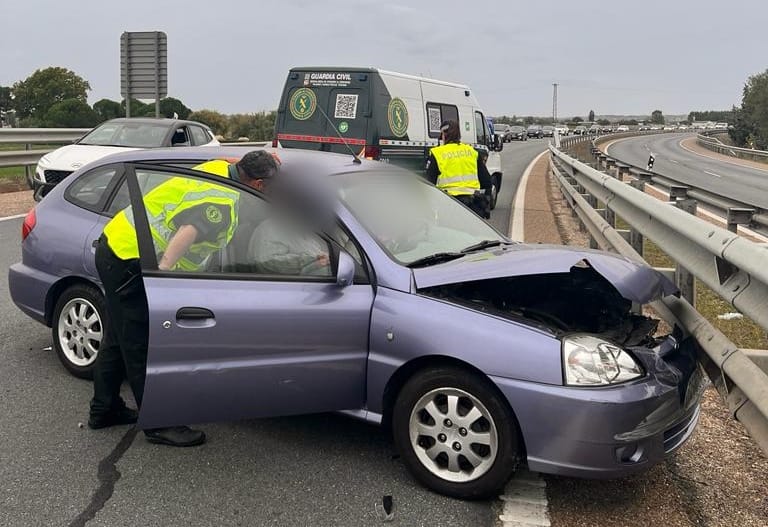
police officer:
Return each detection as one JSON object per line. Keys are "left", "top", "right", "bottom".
{"left": 88, "top": 150, "right": 279, "bottom": 447}
{"left": 425, "top": 120, "right": 492, "bottom": 218}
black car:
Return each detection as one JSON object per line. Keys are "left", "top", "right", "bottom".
{"left": 526, "top": 125, "right": 543, "bottom": 138}
{"left": 541, "top": 125, "right": 555, "bottom": 137}
{"left": 507, "top": 126, "right": 528, "bottom": 141}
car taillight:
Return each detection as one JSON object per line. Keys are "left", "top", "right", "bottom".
{"left": 22, "top": 208, "right": 36, "bottom": 241}
{"left": 363, "top": 145, "right": 380, "bottom": 160}
{"left": 271, "top": 138, "right": 279, "bottom": 148}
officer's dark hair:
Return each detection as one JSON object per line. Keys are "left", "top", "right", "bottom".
{"left": 236, "top": 150, "right": 279, "bottom": 181}
{"left": 440, "top": 120, "right": 461, "bottom": 143}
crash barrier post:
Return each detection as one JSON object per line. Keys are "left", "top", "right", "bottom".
{"left": 548, "top": 144, "right": 768, "bottom": 457}
{"left": 697, "top": 130, "right": 768, "bottom": 164}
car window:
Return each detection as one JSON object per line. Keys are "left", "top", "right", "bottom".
{"left": 171, "top": 127, "right": 191, "bottom": 147}
{"left": 338, "top": 173, "right": 504, "bottom": 265}
{"left": 426, "top": 103, "right": 459, "bottom": 138}
{"left": 105, "top": 178, "right": 130, "bottom": 217}
{"left": 474, "top": 111, "right": 487, "bottom": 145}
{"left": 131, "top": 168, "right": 333, "bottom": 279}
{"left": 190, "top": 126, "right": 210, "bottom": 146}
{"left": 79, "top": 122, "right": 170, "bottom": 147}
{"left": 64, "top": 166, "right": 121, "bottom": 212}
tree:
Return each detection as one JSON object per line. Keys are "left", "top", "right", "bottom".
{"left": 159, "top": 97, "right": 192, "bottom": 119}
{"left": 588, "top": 110, "right": 595, "bottom": 122}
{"left": 12, "top": 67, "right": 91, "bottom": 122}
{"left": 0, "top": 86, "right": 12, "bottom": 112}
{"left": 43, "top": 99, "right": 100, "bottom": 127}
{"left": 597, "top": 119, "right": 611, "bottom": 126}
{"left": 93, "top": 98, "right": 124, "bottom": 121}
{"left": 572, "top": 116, "right": 583, "bottom": 123}
{"left": 650, "top": 110, "right": 665, "bottom": 124}
{"left": 188, "top": 109, "right": 228, "bottom": 136}
{"left": 730, "top": 69, "right": 768, "bottom": 149}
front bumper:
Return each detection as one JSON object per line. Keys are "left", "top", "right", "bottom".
{"left": 492, "top": 336, "right": 706, "bottom": 478}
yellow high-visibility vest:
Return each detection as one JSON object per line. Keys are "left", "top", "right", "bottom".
{"left": 103, "top": 176, "right": 239, "bottom": 271}
{"left": 430, "top": 143, "right": 481, "bottom": 196}
{"left": 192, "top": 159, "right": 232, "bottom": 178}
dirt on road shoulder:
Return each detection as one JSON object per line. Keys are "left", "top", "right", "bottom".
{"left": 0, "top": 190, "right": 34, "bottom": 218}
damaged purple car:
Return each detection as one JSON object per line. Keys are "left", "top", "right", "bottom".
{"left": 9, "top": 147, "right": 704, "bottom": 499}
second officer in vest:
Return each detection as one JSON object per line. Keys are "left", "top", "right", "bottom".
{"left": 426, "top": 120, "right": 492, "bottom": 218}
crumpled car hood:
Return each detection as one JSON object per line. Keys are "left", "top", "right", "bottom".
{"left": 412, "top": 244, "right": 677, "bottom": 304}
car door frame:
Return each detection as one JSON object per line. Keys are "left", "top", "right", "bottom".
{"left": 119, "top": 163, "right": 377, "bottom": 428}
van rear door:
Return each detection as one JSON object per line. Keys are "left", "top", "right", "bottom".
{"left": 276, "top": 70, "right": 370, "bottom": 155}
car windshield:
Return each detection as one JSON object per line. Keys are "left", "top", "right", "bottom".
{"left": 493, "top": 125, "right": 507, "bottom": 132}
{"left": 79, "top": 121, "right": 171, "bottom": 147}
{"left": 510, "top": 126, "right": 524, "bottom": 131}
{"left": 338, "top": 173, "right": 505, "bottom": 265}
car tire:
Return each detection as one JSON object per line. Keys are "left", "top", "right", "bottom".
{"left": 392, "top": 366, "right": 520, "bottom": 499}
{"left": 52, "top": 283, "right": 106, "bottom": 379}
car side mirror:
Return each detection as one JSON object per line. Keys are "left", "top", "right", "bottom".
{"left": 336, "top": 250, "right": 355, "bottom": 287}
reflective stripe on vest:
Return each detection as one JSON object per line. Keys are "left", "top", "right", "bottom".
{"left": 430, "top": 143, "right": 480, "bottom": 196}
{"left": 103, "top": 176, "right": 239, "bottom": 271}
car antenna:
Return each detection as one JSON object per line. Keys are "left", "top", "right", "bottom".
{"left": 316, "top": 105, "right": 362, "bottom": 164}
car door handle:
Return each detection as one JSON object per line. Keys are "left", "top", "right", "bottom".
{"left": 176, "top": 307, "right": 215, "bottom": 320}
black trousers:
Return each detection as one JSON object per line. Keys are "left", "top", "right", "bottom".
{"left": 90, "top": 235, "right": 149, "bottom": 418}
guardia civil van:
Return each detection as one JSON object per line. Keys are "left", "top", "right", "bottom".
{"left": 274, "top": 67, "right": 504, "bottom": 208}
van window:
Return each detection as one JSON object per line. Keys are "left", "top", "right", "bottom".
{"left": 426, "top": 103, "right": 459, "bottom": 138}
{"left": 474, "top": 111, "right": 487, "bottom": 145}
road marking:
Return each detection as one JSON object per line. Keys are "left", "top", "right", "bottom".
{"left": 0, "top": 213, "right": 26, "bottom": 222}
{"left": 669, "top": 159, "right": 679, "bottom": 164}
{"left": 644, "top": 186, "right": 768, "bottom": 243}
{"left": 678, "top": 138, "right": 768, "bottom": 174}
{"left": 704, "top": 170, "right": 723, "bottom": 178}
{"left": 510, "top": 150, "right": 549, "bottom": 240}
{"left": 498, "top": 470, "right": 551, "bottom": 526}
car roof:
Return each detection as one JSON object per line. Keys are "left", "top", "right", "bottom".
{"left": 94, "top": 146, "right": 400, "bottom": 178}
{"left": 101, "top": 117, "right": 213, "bottom": 130}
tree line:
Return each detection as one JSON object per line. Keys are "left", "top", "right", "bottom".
{"left": 0, "top": 67, "right": 276, "bottom": 141}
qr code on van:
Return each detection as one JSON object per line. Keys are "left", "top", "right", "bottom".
{"left": 334, "top": 94, "right": 359, "bottom": 119}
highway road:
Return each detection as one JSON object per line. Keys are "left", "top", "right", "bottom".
{"left": 0, "top": 141, "right": 547, "bottom": 527}
{"left": 606, "top": 133, "right": 768, "bottom": 209}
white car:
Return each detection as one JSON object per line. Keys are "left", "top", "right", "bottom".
{"left": 33, "top": 118, "right": 219, "bottom": 199}
{"left": 616, "top": 125, "right": 630, "bottom": 132}
{"left": 554, "top": 124, "right": 569, "bottom": 136}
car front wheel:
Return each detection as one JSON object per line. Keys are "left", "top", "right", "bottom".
{"left": 52, "top": 284, "right": 106, "bottom": 379}
{"left": 392, "top": 366, "right": 519, "bottom": 499}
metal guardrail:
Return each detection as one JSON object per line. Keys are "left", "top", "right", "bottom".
{"left": 696, "top": 130, "right": 768, "bottom": 162}
{"left": 560, "top": 134, "right": 768, "bottom": 234}
{"left": 549, "top": 143, "right": 768, "bottom": 456}
{"left": 0, "top": 127, "right": 270, "bottom": 170}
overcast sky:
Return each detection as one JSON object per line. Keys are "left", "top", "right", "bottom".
{"left": 1, "top": 0, "right": 766, "bottom": 118}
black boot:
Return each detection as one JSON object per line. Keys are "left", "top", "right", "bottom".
{"left": 144, "top": 426, "right": 206, "bottom": 447}
{"left": 88, "top": 406, "right": 139, "bottom": 430}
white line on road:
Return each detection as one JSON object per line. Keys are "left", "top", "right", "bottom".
{"left": 678, "top": 138, "right": 768, "bottom": 174}
{"left": 0, "top": 213, "right": 26, "bottom": 222}
{"left": 704, "top": 170, "right": 723, "bottom": 178}
{"left": 669, "top": 159, "right": 679, "bottom": 164}
{"left": 510, "top": 150, "right": 549, "bottom": 240}
{"left": 498, "top": 470, "right": 551, "bottom": 527}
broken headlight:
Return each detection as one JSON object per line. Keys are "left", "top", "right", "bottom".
{"left": 563, "top": 335, "right": 644, "bottom": 386}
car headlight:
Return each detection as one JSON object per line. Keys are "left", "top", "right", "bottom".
{"left": 563, "top": 335, "right": 644, "bottom": 386}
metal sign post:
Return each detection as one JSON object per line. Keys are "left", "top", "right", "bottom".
{"left": 120, "top": 31, "right": 168, "bottom": 118}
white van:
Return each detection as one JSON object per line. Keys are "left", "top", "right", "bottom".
{"left": 274, "top": 67, "right": 504, "bottom": 208}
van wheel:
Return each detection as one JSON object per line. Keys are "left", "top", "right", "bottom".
{"left": 392, "top": 366, "right": 519, "bottom": 499}
{"left": 52, "top": 284, "right": 105, "bottom": 379}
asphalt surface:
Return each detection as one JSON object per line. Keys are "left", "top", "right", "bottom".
{"left": 0, "top": 140, "right": 547, "bottom": 527}
{"left": 606, "top": 132, "right": 768, "bottom": 208}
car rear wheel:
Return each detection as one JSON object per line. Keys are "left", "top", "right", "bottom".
{"left": 489, "top": 178, "right": 499, "bottom": 210}
{"left": 52, "top": 284, "right": 105, "bottom": 379}
{"left": 392, "top": 366, "right": 519, "bottom": 499}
